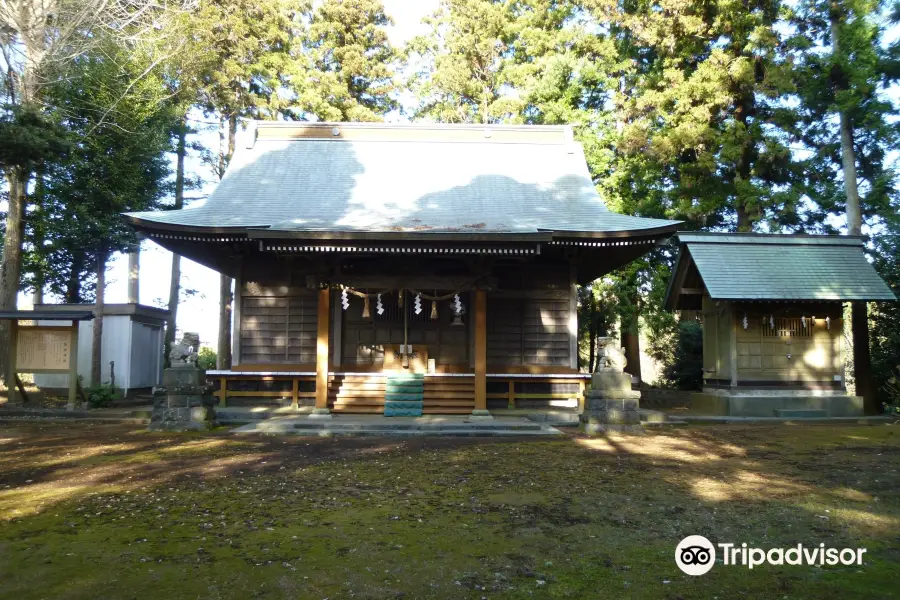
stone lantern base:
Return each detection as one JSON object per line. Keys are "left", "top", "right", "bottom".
{"left": 580, "top": 369, "right": 643, "bottom": 435}
{"left": 148, "top": 367, "right": 217, "bottom": 432}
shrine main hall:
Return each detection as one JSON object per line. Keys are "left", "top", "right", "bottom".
{"left": 126, "top": 121, "right": 680, "bottom": 417}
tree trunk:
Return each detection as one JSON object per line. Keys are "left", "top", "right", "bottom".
{"left": 0, "top": 12, "right": 46, "bottom": 381}
{"left": 127, "top": 248, "right": 140, "bottom": 303}
{"left": 851, "top": 301, "right": 875, "bottom": 410}
{"left": 227, "top": 113, "right": 238, "bottom": 163}
{"left": 65, "top": 254, "right": 84, "bottom": 303}
{"left": 165, "top": 120, "right": 188, "bottom": 357}
{"left": 217, "top": 274, "right": 233, "bottom": 369}
{"left": 588, "top": 316, "right": 597, "bottom": 373}
{"left": 830, "top": 10, "right": 863, "bottom": 234}
{"left": 622, "top": 329, "right": 642, "bottom": 382}
{"left": 32, "top": 167, "right": 46, "bottom": 306}
{"left": 734, "top": 84, "right": 757, "bottom": 232}
{"left": 736, "top": 205, "right": 752, "bottom": 232}
{"left": 91, "top": 251, "right": 109, "bottom": 386}
{"left": 0, "top": 169, "right": 27, "bottom": 382}
{"left": 166, "top": 255, "right": 181, "bottom": 350}
{"left": 621, "top": 291, "right": 642, "bottom": 383}
{"left": 214, "top": 114, "right": 238, "bottom": 368}
{"left": 830, "top": 5, "right": 874, "bottom": 412}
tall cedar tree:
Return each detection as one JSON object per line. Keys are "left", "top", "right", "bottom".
{"left": 301, "top": 0, "right": 398, "bottom": 121}
{"left": 189, "top": 0, "right": 307, "bottom": 368}
{"left": 789, "top": 0, "right": 898, "bottom": 411}
{"left": 581, "top": 0, "right": 806, "bottom": 376}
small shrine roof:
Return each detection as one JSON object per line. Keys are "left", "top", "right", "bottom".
{"left": 665, "top": 233, "right": 896, "bottom": 309}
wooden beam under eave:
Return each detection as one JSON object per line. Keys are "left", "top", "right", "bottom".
{"left": 315, "top": 288, "right": 330, "bottom": 409}
{"left": 474, "top": 290, "right": 487, "bottom": 411}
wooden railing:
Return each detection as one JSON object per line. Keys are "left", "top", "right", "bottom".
{"left": 207, "top": 371, "right": 590, "bottom": 412}
{"left": 486, "top": 375, "right": 587, "bottom": 411}
{"left": 207, "top": 371, "right": 316, "bottom": 408}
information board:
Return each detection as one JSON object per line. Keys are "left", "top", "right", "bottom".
{"left": 15, "top": 327, "right": 71, "bottom": 371}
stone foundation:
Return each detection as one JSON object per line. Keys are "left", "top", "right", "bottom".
{"left": 149, "top": 367, "right": 217, "bottom": 431}
{"left": 691, "top": 388, "right": 864, "bottom": 417}
{"left": 580, "top": 370, "right": 643, "bottom": 435}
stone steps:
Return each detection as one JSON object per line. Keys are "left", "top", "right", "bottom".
{"left": 772, "top": 408, "right": 828, "bottom": 418}
{"left": 233, "top": 418, "right": 562, "bottom": 437}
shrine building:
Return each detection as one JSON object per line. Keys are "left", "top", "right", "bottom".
{"left": 664, "top": 233, "right": 896, "bottom": 417}
{"left": 126, "top": 121, "right": 681, "bottom": 416}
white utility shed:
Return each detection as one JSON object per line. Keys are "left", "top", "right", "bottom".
{"left": 33, "top": 303, "right": 169, "bottom": 394}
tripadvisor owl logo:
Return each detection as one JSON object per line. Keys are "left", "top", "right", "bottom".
{"left": 676, "top": 535, "right": 716, "bottom": 575}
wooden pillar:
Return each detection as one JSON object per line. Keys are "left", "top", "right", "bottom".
{"left": 7, "top": 320, "right": 17, "bottom": 405}
{"left": 217, "top": 376, "right": 227, "bottom": 407}
{"left": 729, "top": 305, "right": 738, "bottom": 388}
{"left": 473, "top": 289, "right": 487, "bottom": 414}
{"left": 315, "top": 287, "right": 330, "bottom": 410}
{"left": 67, "top": 322, "right": 78, "bottom": 410}
{"left": 507, "top": 379, "right": 515, "bottom": 409}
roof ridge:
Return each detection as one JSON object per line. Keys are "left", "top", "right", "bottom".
{"left": 250, "top": 121, "right": 576, "bottom": 145}
{"left": 677, "top": 232, "right": 865, "bottom": 246}
{"left": 254, "top": 121, "right": 572, "bottom": 130}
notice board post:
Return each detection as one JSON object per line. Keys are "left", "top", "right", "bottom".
{"left": 0, "top": 311, "right": 94, "bottom": 410}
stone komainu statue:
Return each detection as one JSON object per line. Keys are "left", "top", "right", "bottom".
{"left": 169, "top": 332, "right": 200, "bottom": 367}
{"left": 596, "top": 336, "right": 627, "bottom": 372}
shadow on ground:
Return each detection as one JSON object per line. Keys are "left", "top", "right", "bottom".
{"left": 0, "top": 422, "right": 897, "bottom": 599}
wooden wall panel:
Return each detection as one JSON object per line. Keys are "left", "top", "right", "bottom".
{"left": 239, "top": 290, "right": 317, "bottom": 364}
{"left": 728, "top": 304, "right": 843, "bottom": 384}
{"left": 487, "top": 297, "right": 571, "bottom": 367}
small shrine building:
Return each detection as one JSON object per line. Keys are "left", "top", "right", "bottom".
{"left": 664, "top": 233, "right": 896, "bottom": 417}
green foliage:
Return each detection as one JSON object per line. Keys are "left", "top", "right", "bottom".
{"left": 22, "top": 36, "right": 176, "bottom": 301}
{"left": 0, "top": 105, "right": 70, "bottom": 173}
{"left": 593, "top": 0, "right": 804, "bottom": 232}
{"left": 660, "top": 320, "right": 704, "bottom": 391}
{"left": 871, "top": 218, "right": 900, "bottom": 403}
{"left": 788, "top": 0, "right": 898, "bottom": 226}
{"left": 190, "top": 0, "right": 307, "bottom": 124}
{"left": 198, "top": 347, "right": 218, "bottom": 371}
{"left": 882, "top": 367, "right": 900, "bottom": 415}
{"left": 407, "top": 0, "right": 518, "bottom": 124}
{"left": 301, "top": 0, "right": 398, "bottom": 121}
{"left": 577, "top": 280, "right": 618, "bottom": 371}
{"left": 85, "top": 384, "right": 117, "bottom": 408}
{"left": 2, "top": 0, "right": 897, "bottom": 390}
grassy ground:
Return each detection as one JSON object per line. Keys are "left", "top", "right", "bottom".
{"left": 0, "top": 422, "right": 897, "bottom": 599}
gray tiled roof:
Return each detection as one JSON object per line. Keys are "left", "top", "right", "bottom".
{"left": 126, "top": 123, "right": 679, "bottom": 237}
{"left": 668, "top": 233, "right": 896, "bottom": 303}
